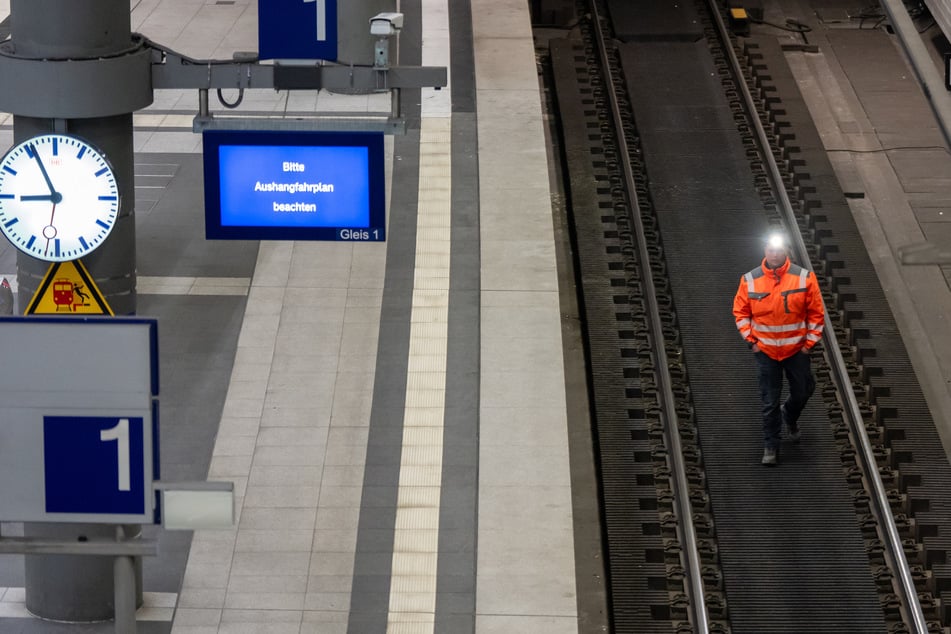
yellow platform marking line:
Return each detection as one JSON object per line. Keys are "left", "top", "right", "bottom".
{"left": 385, "top": 117, "right": 452, "bottom": 633}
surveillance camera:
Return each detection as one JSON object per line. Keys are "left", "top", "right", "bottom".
{"left": 370, "top": 12, "right": 404, "bottom": 36}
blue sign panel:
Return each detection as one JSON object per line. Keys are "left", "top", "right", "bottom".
{"left": 203, "top": 130, "right": 386, "bottom": 242}
{"left": 44, "top": 416, "right": 146, "bottom": 516}
{"left": 259, "top": 0, "right": 337, "bottom": 61}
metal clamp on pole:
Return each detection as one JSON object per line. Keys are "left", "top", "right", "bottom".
{"left": 0, "top": 34, "right": 153, "bottom": 118}
{"left": 0, "top": 535, "right": 158, "bottom": 557}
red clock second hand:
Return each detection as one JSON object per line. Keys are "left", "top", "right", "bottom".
{"left": 44, "top": 202, "right": 57, "bottom": 256}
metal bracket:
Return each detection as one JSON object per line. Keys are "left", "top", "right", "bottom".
{"left": 147, "top": 40, "right": 445, "bottom": 93}
{"left": 147, "top": 37, "right": 445, "bottom": 134}
{"left": 192, "top": 115, "right": 406, "bottom": 134}
{"left": 0, "top": 536, "right": 158, "bottom": 557}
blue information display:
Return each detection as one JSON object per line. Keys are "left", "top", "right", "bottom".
{"left": 258, "top": 0, "right": 337, "bottom": 61}
{"left": 203, "top": 130, "right": 386, "bottom": 242}
{"left": 44, "top": 416, "right": 146, "bottom": 516}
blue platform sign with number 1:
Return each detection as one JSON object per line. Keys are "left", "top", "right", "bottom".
{"left": 258, "top": 0, "right": 337, "bottom": 61}
{"left": 44, "top": 416, "right": 147, "bottom": 516}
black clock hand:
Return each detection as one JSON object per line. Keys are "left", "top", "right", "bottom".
{"left": 29, "top": 143, "right": 59, "bottom": 196}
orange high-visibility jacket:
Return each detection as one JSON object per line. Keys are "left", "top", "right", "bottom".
{"left": 733, "top": 257, "right": 825, "bottom": 361}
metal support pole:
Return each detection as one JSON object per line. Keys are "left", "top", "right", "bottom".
{"left": 199, "top": 88, "right": 209, "bottom": 118}
{"left": 11, "top": 0, "right": 144, "bottom": 620}
{"left": 875, "top": 0, "right": 951, "bottom": 264}
{"left": 879, "top": 0, "right": 951, "bottom": 150}
{"left": 390, "top": 32, "right": 400, "bottom": 119}
{"left": 113, "top": 527, "right": 137, "bottom": 634}
{"left": 24, "top": 523, "right": 119, "bottom": 621}
{"left": 10, "top": 0, "right": 140, "bottom": 316}
{"left": 388, "top": 32, "right": 400, "bottom": 125}
{"left": 391, "top": 88, "right": 401, "bottom": 120}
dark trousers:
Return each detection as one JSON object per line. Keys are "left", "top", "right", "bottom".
{"left": 755, "top": 351, "right": 815, "bottom": 450}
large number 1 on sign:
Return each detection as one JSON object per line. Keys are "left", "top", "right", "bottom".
{"left": 100, "top": 418, "right": 131, "bottom": 492}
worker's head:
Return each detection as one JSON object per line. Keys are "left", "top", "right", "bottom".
{"left": 764, "top": 232, "right": 789, "bottom": 268}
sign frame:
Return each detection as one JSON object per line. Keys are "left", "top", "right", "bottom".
{"left": 202, "top": 129, "right": 386, "bottom": 242}
{"left": 0, "top": 317, "right": 159, "bottom": 524}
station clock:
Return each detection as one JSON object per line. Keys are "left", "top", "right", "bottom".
{"left": 0, "top": 134, "right": 119, "bottom": 262}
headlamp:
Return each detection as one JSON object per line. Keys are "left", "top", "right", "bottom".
{"left": 767, "top": 233, "right": 786, "bottom": 249}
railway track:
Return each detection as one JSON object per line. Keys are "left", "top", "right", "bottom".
{"left": 539, "top": 0, "right": 951, "bottom": 631}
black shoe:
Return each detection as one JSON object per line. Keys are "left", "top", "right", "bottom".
{"left": 782, "top": 405, "right": 801, "bottom": 442}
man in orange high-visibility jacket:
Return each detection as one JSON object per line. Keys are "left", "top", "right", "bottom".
{"left": 733, "top": 233, "right": 825, "bottom": 466}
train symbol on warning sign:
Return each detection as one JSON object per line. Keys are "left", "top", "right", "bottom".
{"left": 52, "top": 279, "right": 91, "bottom": 312}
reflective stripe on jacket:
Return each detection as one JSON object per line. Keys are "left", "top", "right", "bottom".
{"left": 732, "top": 257, "right": 825, "bottom": 361}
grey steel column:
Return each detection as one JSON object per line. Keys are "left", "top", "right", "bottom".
{"left": 337, "top": 0, "right": 396, "bottom": 66}
{"left": 11, "top": 0, "right": 138, "bottom": 316}
{"left": 879, "top": 0, "right": 951, "bottom": 152}
{"left": 23, "top": 523, "right": 141, "bottom": 622}
{"left": 9, "top": 0, "right": 144, "bottom": 622}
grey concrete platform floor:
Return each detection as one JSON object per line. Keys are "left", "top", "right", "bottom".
{"left": 0, "top": 0, "right": 578, "bottom": 633}
{"left": 3, "top": 0, "right": 950, "bottom": 633}
{"left": 765, "top": 0, "right": 951, "bottom": 459}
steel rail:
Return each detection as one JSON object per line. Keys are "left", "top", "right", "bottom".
{"left": 703, "top": 1, "right": 929, "bottom": 630}
{"left": 587, "top": 1, "right": 711, "bottom": 630}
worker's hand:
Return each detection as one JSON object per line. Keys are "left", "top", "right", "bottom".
{"left": 751, "top": 343, "right": 760, "bottom": 353}
{"left": 800, "top": 347, "right": 810, "bottom": 355}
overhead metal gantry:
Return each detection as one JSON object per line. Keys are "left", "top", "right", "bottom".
{"left": 148, "top": 39, "right": 446, "bottom": 134}
{"left": 0, "top": 34, "right": 447, "bottom": 137}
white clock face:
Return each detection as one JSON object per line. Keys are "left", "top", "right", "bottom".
{"left": 0, "top": 134, "right": 119, "bottom": 262}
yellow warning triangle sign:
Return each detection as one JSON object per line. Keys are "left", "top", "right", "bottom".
{"left": 25, "top": 260, "right": 114, "bottom": 316}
